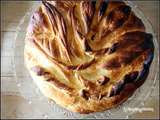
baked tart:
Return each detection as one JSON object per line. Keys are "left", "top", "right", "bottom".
{"left": 24, "top": 0, "right": 154, "bottom": 114}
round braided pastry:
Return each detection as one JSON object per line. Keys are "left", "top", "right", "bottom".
{"left": 24, "top": 0, "right": 154, "bottom": 114}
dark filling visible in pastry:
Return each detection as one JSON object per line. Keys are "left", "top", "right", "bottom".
{"left": 108, "top": 51, "right": 154, "bottom": 98}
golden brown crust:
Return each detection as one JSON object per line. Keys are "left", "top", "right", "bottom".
{"left": 24, "top": 0, "right": 154, "bottom": 114}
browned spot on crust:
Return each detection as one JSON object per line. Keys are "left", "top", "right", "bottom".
{"left": 107, "top": 42, "right": 119, "bottom": 54}
{"left": 77, "top": 59, "right": 96, "bottom": 70}
{"left": 103, "top": 57, "right": 121, "bottom": 69}
{"left": 119, "top": 51, "right": 142, "bottom": 65}
{"left": 79, "top": 89, "right": 90, "bottom": 100}
{"left": 94, "top": 48, "right": 109, "bottom": 55}
{"left": 107, "top": 5, "right": 131, "bottom": 31}
{"left": 80, "top": 76, "right": 96, "bottom": 89}
{"left": 66, "top": 65, "right": 78, "bottom": 70}
{"left": 31, "top": 66, "right": 49, "bottom": 76}
{"left": 47, "top": 78, "right": 73, "bottom": 92}
{"left": 123, "top": 83, "right": 136, "bottom": 93}
{"left": 31, "top": 66, "right": 73, "bottom": 92}
{"left": 66, "top": 58, "right": 96, "bottom": 70}
{"left": 79, "top": 76, "right": 102, "bottom": 100}
{"left": 97, "top": 76, "right": 110, "bottom": 85}
{"left": 124, "top": 71, "right": 139, "bottom": 83}
{"left": 85, "top": 39, "right": 92, "bottom": 52}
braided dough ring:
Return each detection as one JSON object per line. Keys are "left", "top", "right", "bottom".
{"left": 24, "top": 0, "right": 154, "bottom": 114}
